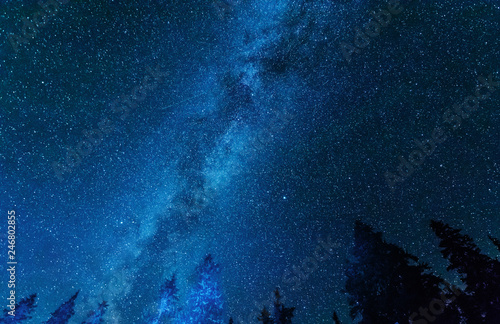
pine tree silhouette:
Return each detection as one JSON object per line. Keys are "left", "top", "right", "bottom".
{"left": 81, "top": 301, "right": 108, "bottom": 324}
{"left": 183, "top": 254, "right": 224, "bottom": 323}
{"left": 488, "top": 235, "right": 500, "bottom": 253}
{"left": 257, "top": 307, "right": 272, "bottom": 324}
{"left": 332, "top": 311, "right": 341, "bottom": 324}
{"left": 228, "top": 317, "right": 234, "bottom": 324}
{"left": 44, "top": 291, "right": 79, "bottom": 324}
{"left": 145, "top": 273, "right": 180, "bottom": 323}
{"left": 345, "top": 220, "right": 448, "bottom": 323}
{"left": 257, "top": 289, "right": 294, "bottom": 323}
{"left": 0, "top": 294, "right": 37, "bottom": 323}
{"left": 272, "top": 289, "right": 294, "bottom": 324}
{"left": 159, "top": 274, "right": 180, "bottom": 320}
{"left": 431, "top": 220, "right": 500, "bottom": 323}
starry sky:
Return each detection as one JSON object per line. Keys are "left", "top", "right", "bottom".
{"left": 0, "top": 0, "right": 499, "bottom": 323}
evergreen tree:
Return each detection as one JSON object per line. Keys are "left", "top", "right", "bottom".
{"left": 44, "top": 291, "right": 79, "bottom": 324}
{"left": 145, "top": 274, "right": 180, "bottom": 324}
{"left": 345, "top": 221, "right": 449, "bottom": 323}
{"left": 228, "top": 317, "right": 234, "bottom": 324}
{"left": 257, "top": 289, "right": 294, "bottom": 324}
{"left": 81, "top": 301, "right": 108, "bottom": 324}
{"left": 272, "top": 289, "right": 294, "bottom": 324}
{"left": 332, "top": 311, "right": 341, "bottom": 324}
{"left": 488, "top": 235, "right": 500, "bottom": 253}
{"left": 0, "top": 294, "right": 37, "bottom": 323}
{"left": 257, "top": 307, "right": 272, "bottom": 324}
{"left": 431, "top": 220, "right": 500, "bottom": 323}
{"left": 183, "top": 254, "right": 224, "bottom": 323}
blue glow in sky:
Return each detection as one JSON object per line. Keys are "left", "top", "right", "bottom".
{"left": 1, "top": 0, "right": 499, "bottom": 323}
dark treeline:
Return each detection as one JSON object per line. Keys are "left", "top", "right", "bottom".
{"left": 1, "top": 220, "right": 499, "bottom": 323}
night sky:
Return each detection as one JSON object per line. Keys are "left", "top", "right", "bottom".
{"left": 0, "top": 0, "right": 499, "bottom": 323}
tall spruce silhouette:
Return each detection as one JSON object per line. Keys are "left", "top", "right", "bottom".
{"left": 183, "top": 254, "right": 224, "bottom": 323}
{"left": 44, "top": 291, "right": 79, "bottom": 324}
{"left": 345, "top": 221, "right": 445, "bottom": 323}
{"left": 489, "top": 235, "right": 500, "bottom": 253}
{"left": 332, "top": 311, "right": 341, "bottom": 324}
{"left": 144, "top": 274, "right": 180, "bottom": 323}
{"left": 0, "top": 294, "right": 37, "bottom": 323}
{"left": 272, "top": 289, "right": 295, "bottom": 323}
{"left": 257, "top": 289, "right": 294, "bottom": 323}
{"left": 431, "top": 220, "right": 500, "bottom": 323}
{"left": 257, "top": 307, "right": 272, "bottom": 324}
{"left": 81, "top": 301, "right": 108, "bottom": 324}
